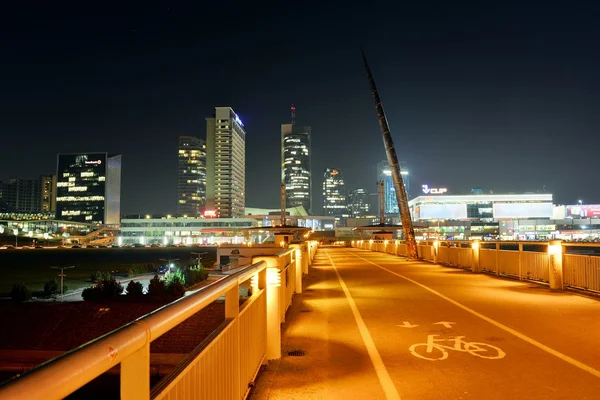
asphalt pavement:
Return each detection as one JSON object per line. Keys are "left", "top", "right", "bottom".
{"left": 250, "top": 246, "right": 600, "bottom": 400}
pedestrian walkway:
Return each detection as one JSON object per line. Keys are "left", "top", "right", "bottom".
{"left": 249, "top": 246, "right": 600, "bottom": 400}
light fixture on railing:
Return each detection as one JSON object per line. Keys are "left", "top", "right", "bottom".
{"left": 548, "top": 243, "right": 562, "bottom": 255}
{"left": 433, "top": 240, "right": 439, "bottom": 249}
{"left": 251, "top": 273, "right": 258, "bottom": 290}
{"left": 267, "top": 268, "right": 281, "bottom": 287}
{"left": 471, "top": 241, "right": 480, "bottom": 250}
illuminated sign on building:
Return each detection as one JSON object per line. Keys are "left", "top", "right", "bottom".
{"left": 85, "top": 160, "right": 102, "bottom": 165}
{"left": 204, "top": 210, "right": 217, "bottom": 218}
{"left": 422, "top": 185, "right": 447, "bottom": 195}
{"left": 234, "top": 114, "right": 243, "bottom": 126}
{"left": 330, "top": 169, "right": 339, "bottom": 176}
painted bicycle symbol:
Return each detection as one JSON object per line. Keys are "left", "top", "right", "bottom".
{"left": 409, "top": 335, "right": 506, "bottom": 361}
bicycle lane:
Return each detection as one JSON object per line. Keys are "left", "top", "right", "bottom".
{"left": 325, "top": 248, "right": 600, "bottom": 400}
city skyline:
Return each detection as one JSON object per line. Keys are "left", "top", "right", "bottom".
{"left": 2, "top": 4, "right": 600, "bottom": 214}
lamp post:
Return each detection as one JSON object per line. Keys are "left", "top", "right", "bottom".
{"left": 191, "top": 252, "right": 207, "bottom": 267}
{"left": 50, "top": 266, "right": 75, "bottom": 300}
{"left": 13, "top": 229, "right": 18, "bottom": 247}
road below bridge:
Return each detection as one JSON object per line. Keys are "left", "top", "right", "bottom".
{"left": 251, "top": 246, "right": 600, "bottom": 400}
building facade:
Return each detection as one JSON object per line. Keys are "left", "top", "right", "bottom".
{"left": 377, "top": 160, "right": 410, "bottom": 216}
{"left": 322, "top": 168, "right": 347, "bottom": 217}
{"left": 347, "top": 188, "right": 371, "bottom": 216}
{"left": 206, "top": 107, "right": 246, "bottom": 218}
{"left": 281, "top": 108, "right": 311, "bottom": 214}
{"left": 0, "top": 178, "right": 41, "bottom": 213}
{"left": 40, "top": 174, "right": 57, "bottom": 213}
{"left": 55, "top": 153, "right": 122, "bottom": 225}
{"left": 177, "top": 136, "right": 206, "bottom": 216}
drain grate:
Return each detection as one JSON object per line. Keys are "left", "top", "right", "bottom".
{"left": 287, "top": 350, "right": 306, "bottom": 357}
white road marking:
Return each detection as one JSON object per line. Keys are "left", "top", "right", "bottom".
{"left": 397, "top": 321, "right": 418, "bottom": 328}
{"left": 349, "top": 251, "right": 600, "bottom": 379}
{"left": 324, "top": 250, "right": 401, "bottom": 400}
{"left": 434, "top": 321, "right": 456, "bottom": 328}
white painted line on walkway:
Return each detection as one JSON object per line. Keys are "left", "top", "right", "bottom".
{"left": 324, "top": 250, "right": 402, "bottom": 400}
{"left": 349, "top": 251, "right": 600, "bottom": 379}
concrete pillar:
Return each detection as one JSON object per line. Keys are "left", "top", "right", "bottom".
{"left": 495, "top": 242, "right": 500, "bottom": 276}
{"left": 266, "top": 267, "right": 281, "bottom": 360}
{"left": 472, "top": 240, "right": 480, "bottom": 273}
{"left": 295, "top": 249, "right": 303, "bottom": 294}
{"left": 548, "top": 239, "right": 564, "bottom": 290}
{"left": 433, "top": 241, "right": 439, "bottom": 264}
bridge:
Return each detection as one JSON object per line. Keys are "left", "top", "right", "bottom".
{"left": 0, "top": 240, "right": 599, "bottom": 399}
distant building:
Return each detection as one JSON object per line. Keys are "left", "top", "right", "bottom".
{"left": 55, "top": 153, "right": 122, "bottom": 225}
{"left": 377, "top": 160, "right": 410, "bottom": 216}
{"left": 205, "top": 107, "right": 246, "bottom": 218}
{"left": 0, "top": 178, "right": 41, "bottom": 213}
{"left": 347, "top": 188, "right": 371, "bottom": 217}
{"left": 40, "top": 174, "right": 57, "bottom": 213}
{"left": 322, "top": 168, "right": 347, "bottom": 217}
{"left": 177, "top": 136, "right": 206, "bottom": 216}
{"left": 281, "top": 106, "right": 312, "bottom": 214}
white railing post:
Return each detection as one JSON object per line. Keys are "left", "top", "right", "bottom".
{"left": 472, "top": 240, "right": 480, "bottom": 273}
{"left": 224, "top": 279, "right": 241, "bottom": 399}
{"left": 495, "top": 242, "right": 500, "bottom": 276}
{"left": 295, "top": 249, "right": 303, "bottom": 294}
{"left": 518, "top": 242, "right": 523, "bottom": 281}
{"left": 548, "top": 240, "right": 564, "bottom": 290}
{"left": 121, "top": 329, "right": 150, "bottom": 399}
{"left": 266, "top": 266, "right": 281, "bottom": 360}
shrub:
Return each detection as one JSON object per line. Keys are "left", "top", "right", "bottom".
{"left": 82, "top": 286, "right": 103, "bottom": 301}
{"left": 44, "top": 278, "right": 69, "bottom": 297}
{"left": 82, "top": 278, "right": 123, "bottom": 302}
{"left": 166, "top": 269, "right": 186, "bottom": 287}
{"left": 128, "top": 264, "right": 151, "bottom": 277}
{"left": 102, "top": 277, "right": 124, "bottom": 298}
{"left": 10, "top": 283, "right": 32, "bottom": 302}
{"left": 125, "top": 280, "right": 144, "bottom": 297}
{"left": 186, "top": 265, "right": 209, "bottom": 285}
{"left": 167, "top": 281, "right": 185, "bottom": 297}
{"left": 91, "top": 271, "right": 112, "bottom": 283}
{"left": 147, "top": 275, "right": 166, "bottom": 297}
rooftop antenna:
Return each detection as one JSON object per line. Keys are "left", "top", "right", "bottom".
{"left": 291, "top": 104, "right": 296, "bottom": 126}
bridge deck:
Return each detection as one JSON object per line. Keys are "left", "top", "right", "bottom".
{"left": 250, "top": 246, "right": 600, "bottom": 400}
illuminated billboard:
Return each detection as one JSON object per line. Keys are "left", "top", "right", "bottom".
{"left": 566, "top": 205, "right": 600, "bottom": 218}
{"left": 493, "top": 203, "right": 553, "bottom": 219}
{"left": 418, "top": 204, "right": 467, "bottom": 220}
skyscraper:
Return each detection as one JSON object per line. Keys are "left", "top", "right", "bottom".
{"left": 322, "top": 168, "right": 347, "bottom": 217}
{"left": 205, "top": 107, "right": 246, "bottom": 218}
{"left": 347, "top": 188, "right": 371, "bottom": 216}
{"left": 281, "top": 105, "right": 312, "bottom": 214}
{"left": 0, "top": 178, "right": 40, "bottom": 213}
{"left": 56, "top": 153, "right": 121, "bottom": 225}
{"left": 177, "top": 136, "right": 206, "bottom": 216}
{"left": 40, "top": 174, "right": 57, "bottom": 213}
{"left": 377, "top": 160, "right": 410, "bottom": 215}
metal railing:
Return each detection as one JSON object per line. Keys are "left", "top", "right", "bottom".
{"left": 353, "top": 239, "right": 600, "bottom": 295}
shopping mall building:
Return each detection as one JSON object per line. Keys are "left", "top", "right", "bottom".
{"left": 407, "top": 193, "right": 600, "bottom": 241}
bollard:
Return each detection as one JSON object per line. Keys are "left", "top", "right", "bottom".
{"left": 548, "top": 240, "right": 563, "bottom": 290}
{"left": 471, "top": 240, "right": 480, "bottom": 273}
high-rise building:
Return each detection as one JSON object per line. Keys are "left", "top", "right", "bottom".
{"left": 205, "top": 107, "right": 246, "bottom": 218}
{"left": 281, "top": 105, "right": 312, "bottom": 214}
{"left": 347, "top": 188, "right": 371, "bottom": 216}
{"left": 0, "top": 178, "right": 40, "bottom": 213}
{"left": 40, "top": 174, "right": 57, "bottom": 213}
{"left": 377, "top": 160, "right": 410, "bottom": 215}
{"left": 322, "top": 168, "right": 347, "bottom": 217}
{"left": 55, "top": 153, "right": 122, "bottom": 225}
{"left": 177, "top": 136, "right": 206, "bottom": 216}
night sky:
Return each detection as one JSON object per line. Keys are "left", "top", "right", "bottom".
{"left": 1, "top": 2, "right": 599, "bottom": 215}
